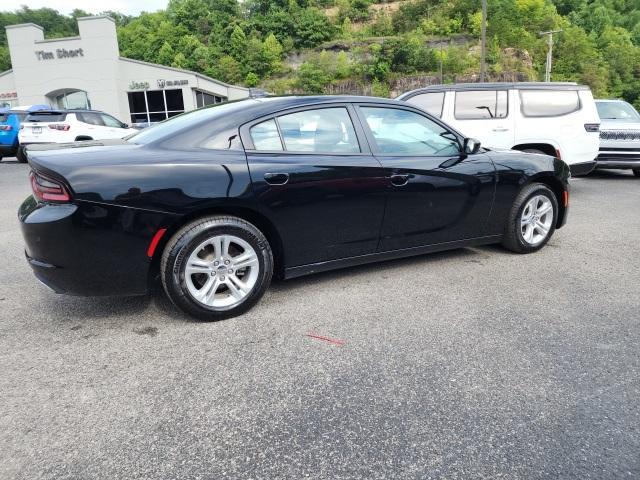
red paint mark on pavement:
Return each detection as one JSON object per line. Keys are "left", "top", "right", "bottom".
{"left": 306, "top": 333, "right": 345, "bottom": 346}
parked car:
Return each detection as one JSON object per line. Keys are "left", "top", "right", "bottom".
{"left": 19, "top": 96, "right": 570, "bottom": 321}
{"left": 397, "top": 82, "right": 600, "bottom": 176}
{"left": 17, "top": 109, "right": 137, "bottom": 162}
{"left": 594, "top": 99, "right": 640, "bottom": 177}
{"left": 0, "top": 105, "right": 48, "bottom": 161}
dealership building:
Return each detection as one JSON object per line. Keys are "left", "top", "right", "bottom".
{"left": 0, "top": 16, "right": 250, "bottom": 123}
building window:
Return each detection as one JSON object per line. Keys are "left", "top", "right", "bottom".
{"left": 54, "top": 90, "right": 91, "bottom": 109}
{"left": 195, "top": 90, "right": 226, "bottom": 108}
{"left": 127, "top": 89, "right": 185, "bottom": 125}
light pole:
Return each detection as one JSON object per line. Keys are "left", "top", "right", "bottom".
{"left": 539, "top": 30, "right": 562, "bottom": 82}
{"left": 480, "top": 0, "right": 487, "bottom": 82}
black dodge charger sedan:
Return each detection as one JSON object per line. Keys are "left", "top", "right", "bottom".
{"left": 19, "top": 96, "right": 569, "bottom": 320}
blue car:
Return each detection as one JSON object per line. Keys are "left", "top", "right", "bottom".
{"left": 0, "top": 105, "right": 48, "bottom": 162}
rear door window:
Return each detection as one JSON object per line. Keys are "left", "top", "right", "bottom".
{"left": 277, "top": 108, "right": 360, "bottom": 153}
{"left": 454, "top": 90, "right": 508, "bottom": 119}
{"left": 520, "top": 90, "right": 580, "bottom": 117}
{"left": 406, "top": 92, "right": 445, "bottom": 118}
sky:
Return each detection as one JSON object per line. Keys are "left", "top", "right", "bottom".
{"left": 3, "top": 0, "right": 169, "bottom": 15}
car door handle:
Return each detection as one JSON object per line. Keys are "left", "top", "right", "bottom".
{"left": 389, "top": 174, "right": 410, "bottom": 186}
{"left": 264, "top": 172, "right": 289, "bottom": 185}
{"left": 492, "top": 127, "right": 509, "bottom": 132}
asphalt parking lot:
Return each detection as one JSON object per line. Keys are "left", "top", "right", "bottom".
{"left": 1, "top": 158, "right": 639, "bottom": 479}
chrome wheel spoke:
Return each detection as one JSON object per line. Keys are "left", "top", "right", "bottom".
{"left": 211, "top": 236, "right": 223, "bottom": 261}
{"left": 523, "top": 224, "right": 534, "bottom": 243}
{"left": 225, "top": 277, "right": 245, "bottom": 300}
{"left": 535, "top": 220, "right": 549, "bottom": 234}
{"left": 185, "top": 259, "right": 211, "bottom": 276}
{"left": 232, "top": 251, "right": 259, "bottom": 270}
{"left": 537, "top": 203, "right": 552, "bottom": 216}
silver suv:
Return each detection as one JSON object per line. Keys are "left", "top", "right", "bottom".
{"left": 595, "top": 99, "right": 640, "bottom": 177}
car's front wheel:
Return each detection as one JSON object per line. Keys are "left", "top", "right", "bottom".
{"left": 161, "top": 215, "right": 273, "bottom": 321}
{"left": 502, "top": 183, "right": 558, "bottom": 254}
{"left": 633, "top": 168, "right": 640, "bottom": 177}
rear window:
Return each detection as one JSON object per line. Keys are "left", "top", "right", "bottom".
{"left": 406, "top": 92, "right": 445, "bottom": 118}
{"left": 0, "top": 113, "right": 7, "bottom": 122}
{"left": 454, "top": 90, "right": 508, "bottom": 119}
{"left": 26, "top": 112, "right": 67, "bottom": 122}
{"left": 520, "top": 90, "right": 580, "bottom": 117}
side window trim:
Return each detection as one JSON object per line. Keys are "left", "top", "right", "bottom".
{"left": 453, "top": 89, "right": 509, "bottom": 121}
{"left": 240, "top": 103, "right": 372, "bottom": 155}
{"left": 353, "top": 103, "right": 463, "bottom": 157}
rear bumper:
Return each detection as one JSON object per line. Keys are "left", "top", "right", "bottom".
{"left": 569, "top": 160, "right": 596, "bottom": 176}
{"left": 19, "top": 195, "right": 179, "bottom": 296}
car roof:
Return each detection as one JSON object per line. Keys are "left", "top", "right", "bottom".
{"left": 182, "top": 95, "right": 406, "bottom": 125}
{"left": 397, "top": 82, "right": 589, "bottom": 99}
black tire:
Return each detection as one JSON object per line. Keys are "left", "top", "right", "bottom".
{"left": 502, "top": 183, "right": 558, "bottom": 254}
{"left": 16, "top": 146, "right": 27, "bottom": 163}
{"left": 633, "top": 169, "right": 640, "bottom": 177}
{"left": 160, "top": 215, "right": 273, "bottom": 321}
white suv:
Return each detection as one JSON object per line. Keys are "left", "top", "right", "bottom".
{"left": 18, "top": 109, "right": 137, "bottom": 162}
{"left": 595, "top": 99, "right": 640, "bottom": 177}
{"left": 397, "top": 82, "right": 601, "bottom": 175}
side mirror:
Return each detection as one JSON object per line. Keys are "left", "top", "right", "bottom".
{"left": 463, "top": 137, "right": 481, "bottom": 155}
{"left": 122, "top": 123, "right": 129, "bottom": 129}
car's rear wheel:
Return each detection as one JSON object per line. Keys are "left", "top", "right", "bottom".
{"left": 161, "top": 215, "right": 273, "bottom": 321}
{"left": 16, "top": 146, "right": 27, "bottom": 163}
{"left": 633, "top": 168, "right": 640, "bottom": 177}
{"left": 502, "top": 183, "right": 558, "bottom": 254}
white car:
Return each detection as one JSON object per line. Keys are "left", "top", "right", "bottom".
{"left": 595, "top": 99, "right": 640, "bottom": 177}
{"left": 397, "top": 82, "right": 601, "bottom": 176}
{"left": 18, "top": 109, "right": 137, "bottom": 162}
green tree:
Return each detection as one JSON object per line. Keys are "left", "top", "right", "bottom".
{"left": 230, "top": 25, "right": 247, "bottom": 60}
{"left": 262, "top": 33, "right": 284, "bottom": 73}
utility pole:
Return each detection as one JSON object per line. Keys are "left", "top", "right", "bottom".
{"left": 480, "top": 0, "right": 487, "bottom": 82}
{"left": 439, "top": 42, "right": 444, "bottom": 84}
{"left": 539, "top": 30, "right": 562, "bottom": 82}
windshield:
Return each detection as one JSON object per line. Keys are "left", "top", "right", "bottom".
{"left": 127, "top": 100, "right": 254, "bottom": 145}
{"left": 596, "top": 101, "right": 640, "bottom": 120}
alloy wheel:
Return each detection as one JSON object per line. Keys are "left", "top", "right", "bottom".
{"left": 520, "top": 195, "right": 554, "bottom": 246}
{"left": 184, "top": 234, "right": 260, "bottom": 308}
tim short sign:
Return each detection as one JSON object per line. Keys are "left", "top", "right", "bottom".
{"left": 0, "top": 92, "right": 17, "bottom": 99}
{"left": 35, "top": 48, "right": 84, "bottom": 60}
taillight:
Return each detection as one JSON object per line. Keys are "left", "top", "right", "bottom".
{"left": 48, "top": 124, "right": 71, "bottom": 131}
{"left": 30, "top": 171, "right": 71, "bottom": 203}
{"left": 584, "top": 123, "right": 600, "bottom": 132}
{"left": 0, "top": 125, "right": 12, "bottom": 131}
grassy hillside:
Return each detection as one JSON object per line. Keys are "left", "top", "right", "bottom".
{"left": 1, "top": 1, "right": 639, "bottom": 107}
